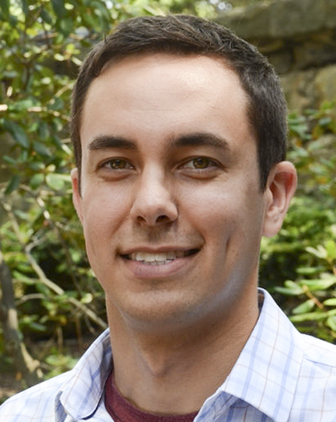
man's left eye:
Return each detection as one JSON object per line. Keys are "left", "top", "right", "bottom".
{"left": 103, "top": 158, "right": 133, "bottom": 170}
{"left": 183, "top": 157, "right": 217, "bottom": 169}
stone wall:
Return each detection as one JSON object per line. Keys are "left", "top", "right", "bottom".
{"left": 216, "top": 0, "right": 336, "bottom": 112}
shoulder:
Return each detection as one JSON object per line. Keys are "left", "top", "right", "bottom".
{"left": 261, "top": 289, "right": 336, "bottom": 370}
{"left": 0, "top": 329, "right": 112, "bottom": 422}
{"left": 300, "top": 332, "right": 336, "bottom": 370}
{"left": 0, "top": 371, "right": 71, "bottom": 422}
{"left": 289, "top": 334, "right": 336, "bottom": 419}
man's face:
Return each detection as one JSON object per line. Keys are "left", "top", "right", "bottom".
{"left": 72, "top": 54, "right": 275, "bottom": 333}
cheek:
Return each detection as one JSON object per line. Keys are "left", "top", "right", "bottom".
{"left": 186, "top": 181, "right": 264, "bottom": 251}
{"left": 81, "top": 187, "right": 132, "bottom": 246}
{"left": 182, "top": 184, "right": 239, "bottom": 232}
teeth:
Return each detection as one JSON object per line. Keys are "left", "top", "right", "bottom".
{"left": 130, "top": 251, "right": 186, "bottom": 265}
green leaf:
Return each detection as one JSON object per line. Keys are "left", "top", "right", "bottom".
{"left": 306, "top": 245, "right": 328, "bottom": 260}
{"left": 290, "top": 312, "right": 325, "bottom": 322}
{"left": 54, "top": 53, "right": 65, "bottom": 61}
{"left": 323, "top": 298, "right": 336, "bottom": 307}
{"left": 59, "top": 17, "right": 73, "bottom": 35}
{"left": 51, "top": 0, "right": 66, "bottom": 18}
{"left": 3, "top": 155, "right": 17, "bottom": 165}
{"left": 4, "top": 121, "right": 29, "bottom": 148}
{"left": 28, "top": 321, "right": 47, "bottom": 332}
{"left": 318, "top": 117, "right": 332, "bottom": 127}
{"left": 46, "top": 173, "right": 70, "bottom": 191}
{"left": 292, "top": 299, "right": 315, "bottom": 315}
{"left": 81, "top": 293, "right": 93, "bottom": 304}
{"left": 46, "top": 173, "right": 64, "bottom": 191}
{"left": 12, "top": 271, "right": 36, "bottom": 285}
{"left": 20, "top": 0, "right": 28, "bottom": 17}
{"left": 5, "top": 174, "right": 21, "bottom": 195}
{"left": 29, "top": 173, "right": 44, "bottom": 189}
{"left": 325, "top": 240, "right": 336, "bottom": 260}
{"left": 28, "top": 161, "right": 46, "bottom": 171}
{"left": 275, "top": 280, "right": 304, "bottom": 296}
{"left": 33, "top": 141, "right": 52, "bottom": 158}
{"left": 37, "top": 122, "right": 50, "bottom": 141}
{"left": 40, "top": 8, "right": 53, "bottom": 24}
{"left": 326, "top": 316, "right": 336, "bottom": 332}
{"left": 82, "top": 12, "right": 100, "bottom": 29}
{"left": 8, "top": 98, "right": 36, "bottom": 112}
{"left": 296, "top": 266, "right": 325, "bottom": 276}
{"left": 0, "top": 0, "right": 10, "bottom": 19}
{"left": 301, "top": 278, "right": 336, "bottom": 291}
{"left": 49, "top": 97, "right": 64, "bottom": 111}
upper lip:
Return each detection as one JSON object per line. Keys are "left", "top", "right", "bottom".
{"left": 119, "top": 246, "right": 201, "bottom": 256}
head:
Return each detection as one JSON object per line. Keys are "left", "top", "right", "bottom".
{"left": 71, "top": 14, "right": 287, "bottom": 192}
{"left": 70, "top": 15, "right": 296, "bottom": 335}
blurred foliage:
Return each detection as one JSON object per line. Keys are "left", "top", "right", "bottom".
{"left": 260, "top": 103, "right": 336, "bottom": 342}
{"left": 0, "top": 0, "right": 335, "bottom": 387}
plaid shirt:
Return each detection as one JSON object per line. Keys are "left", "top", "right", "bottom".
{"left": 1, "top": 289, "right": 336, "bottom": 421}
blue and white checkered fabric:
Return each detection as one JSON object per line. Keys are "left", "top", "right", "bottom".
{"left": 1, "top": 289, "right": 336, "bottom": 421}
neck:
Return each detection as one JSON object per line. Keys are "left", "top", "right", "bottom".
{"left": 106, "top": 291, "right": 259, "bottom": 415}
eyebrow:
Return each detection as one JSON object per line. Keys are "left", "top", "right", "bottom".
{"left": 88, "top": 135, "right": 137, "bottom": 151}
{"left": 170, "top": 133, "right": 230, "bottom": 150}
{"left": 87, "top": 132, "right": 230, "bottom": 152}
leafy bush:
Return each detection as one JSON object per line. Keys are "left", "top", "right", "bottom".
{"left": 260, "top": 103, "right": 336, "bottom": 342}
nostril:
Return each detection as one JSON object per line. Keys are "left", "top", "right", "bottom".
{"left": 156, "top": 215, "right": 169, "bottom": 223}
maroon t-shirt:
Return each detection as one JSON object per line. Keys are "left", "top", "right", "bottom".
{"left": 105, "top": 371, "right": 198, "bottom": 422}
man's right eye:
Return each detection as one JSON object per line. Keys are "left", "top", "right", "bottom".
{"left": 102, "top": 158, "right": 134, "bottom": 170}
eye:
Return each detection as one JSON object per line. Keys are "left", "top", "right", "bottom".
{"left": 102, "top": 158, "right": 134, "bottom": 170}
{"left": 191, "top": 157, "right": 211, "bottom": 169}
{"left": 182, "top": 157, "right": 217, "bottom": 170}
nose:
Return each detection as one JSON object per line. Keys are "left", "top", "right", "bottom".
{"left": 130, "top": 170, "right": 178, "bottom": 226}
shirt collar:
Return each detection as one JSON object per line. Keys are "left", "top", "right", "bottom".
{"left": 58, "top": 329, "right": 112, "bottom": 420}
{"left": 215, "top": 288, "right": 304, "bottom": 421}
{"left": 56, "top": 290, "right": 304, "bottom": 422}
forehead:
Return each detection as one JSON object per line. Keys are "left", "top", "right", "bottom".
{"left": 86, "top": 52, "right": 245, "bottom": 103}
{"left": 80, "top": 53, "right": 253, "bottom": 153}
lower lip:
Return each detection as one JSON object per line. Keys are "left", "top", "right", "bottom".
{"left": 121, "top": 253, "right": 198, "bottom": 279}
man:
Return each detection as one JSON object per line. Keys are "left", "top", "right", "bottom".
{"left": 1, "top": 14, "right": 336, "bottom": 422}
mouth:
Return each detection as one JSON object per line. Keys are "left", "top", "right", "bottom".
{"left": 120, "top": 249, "right": 199, "bottom": 266}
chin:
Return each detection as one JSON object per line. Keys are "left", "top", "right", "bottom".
{"left": 113, "top": 294, "right": 205, "bottom": 334}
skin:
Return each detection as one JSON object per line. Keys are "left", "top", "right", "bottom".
{"left": 72, "top": 53, "right": 297, "bottom": 414}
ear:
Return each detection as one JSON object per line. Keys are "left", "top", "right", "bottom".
{"left": 262, "top": 161, "right": 297, "bottom": 238}
{"left": 71, "top": 168, "right": 84, "bottom": 223}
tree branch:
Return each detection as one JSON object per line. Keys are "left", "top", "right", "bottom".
{"left": 0, "top": 243, "right": 42, "bottom": 386}
{"left": 3, "top": 201, "right": 107, "bottom": 330}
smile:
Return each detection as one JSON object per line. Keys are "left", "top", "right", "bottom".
{"left": 122, "top": 249, "right": 199, "bottom": 265}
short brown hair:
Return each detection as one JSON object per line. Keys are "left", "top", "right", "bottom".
{"left": 71, "top": 14, "right": 287, "bottom": 190}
